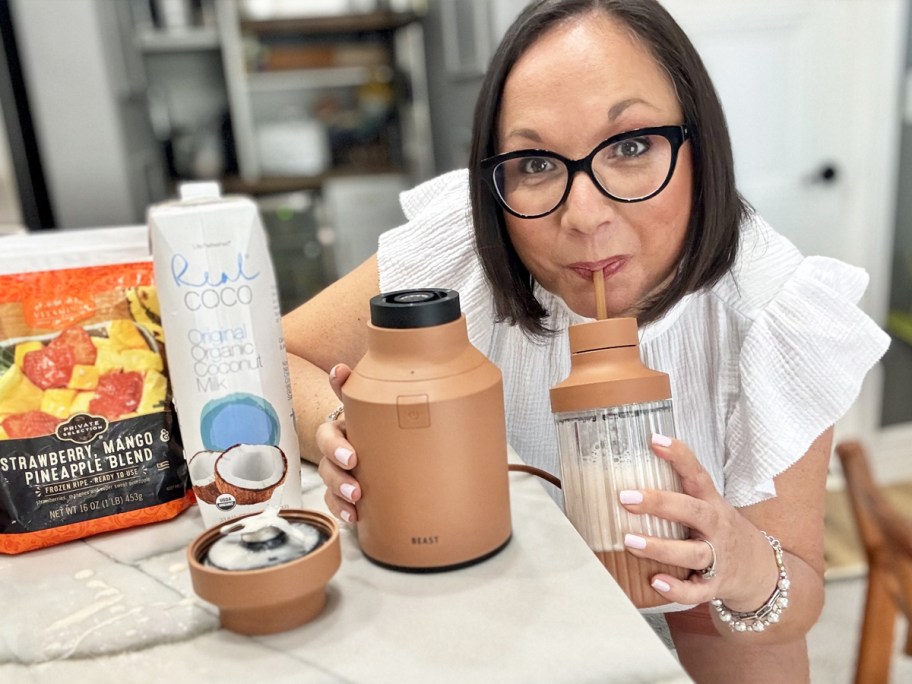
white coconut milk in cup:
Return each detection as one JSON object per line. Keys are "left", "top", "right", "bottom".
{"left": 148, "top": 182, "right": 302, "bottom": 526}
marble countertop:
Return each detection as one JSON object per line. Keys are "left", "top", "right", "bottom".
{"left": 1, "top": 462, "right": 691, "bottom": 683}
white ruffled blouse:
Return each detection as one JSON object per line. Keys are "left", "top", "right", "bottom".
{"left": 378, "top": 169, "right": 890, "bottom": 508}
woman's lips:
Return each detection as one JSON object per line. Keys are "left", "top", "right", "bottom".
{"left": 569, "top": 256, "right": 628, "bottom": 280}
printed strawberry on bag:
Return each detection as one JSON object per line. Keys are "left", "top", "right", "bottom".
{"left": 89, "top": 371, "right": 144, "bottom": 420}
{"left": 22, "top": 343, "right": 75, "bottom": 390}
{"left": 49, "top": 327, "right": 98, "bottom": 365}
{"left": 2, "top": 411, "right": 61, "bottom": 440}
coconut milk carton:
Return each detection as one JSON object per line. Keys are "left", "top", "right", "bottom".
{"left": 148, "top": 182, "right": 302, "bottom": 526}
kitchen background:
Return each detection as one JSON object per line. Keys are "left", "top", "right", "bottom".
{"left": 1, "top": 0, "right": 911, "bottom": 679}
{"left": 0, "top": 0, "right": 910, "bottom": 448}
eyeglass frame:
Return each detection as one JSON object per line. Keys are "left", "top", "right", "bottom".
{"left": 480, "top": 124, "right": 691, "bottom": 219}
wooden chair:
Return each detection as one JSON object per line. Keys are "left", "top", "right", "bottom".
{"left": 835, "top": 440, "right": 912, "bottom": 684}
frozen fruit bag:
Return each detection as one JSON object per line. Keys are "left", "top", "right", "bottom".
{"left": 0, "top": 226, "right": 193, "bottom": 554}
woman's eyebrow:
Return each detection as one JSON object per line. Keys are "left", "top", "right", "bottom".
{"left": 503, "top": 127, "right": 543, "bottom": 144}
{"left": 607, "top": 98, "right": 650, "bottom": 120}
{"left": 501, "top": 98, "right": 658, "bottom": 147}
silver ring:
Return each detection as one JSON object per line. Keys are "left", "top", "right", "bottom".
{"left": 699, "top": 539, "right": 717, "bottom": 579}
{"left": 325, "top": 404, "right": 345, "bottom": 423}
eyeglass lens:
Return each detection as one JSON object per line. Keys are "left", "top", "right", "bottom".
{"left": 493, "top": 132, "right": 676, "bottom": 217}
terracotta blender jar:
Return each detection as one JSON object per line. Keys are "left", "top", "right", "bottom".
{"left": 550, "top": 277, "right": 688, "bottom": 607}
{"left": 341, "top": 289, "right": 512, "bottom": 571}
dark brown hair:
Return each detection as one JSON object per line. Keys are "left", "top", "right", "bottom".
{"left": 469, "top": 0, "right": 748, "bottom": 335}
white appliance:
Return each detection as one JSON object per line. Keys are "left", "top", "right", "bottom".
{"left": 322, "top": 173, "right": 408, "bottom": 276}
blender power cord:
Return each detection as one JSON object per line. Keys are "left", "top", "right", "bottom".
{"left": 507, "top": 463, "right": 561, "bottom": 489}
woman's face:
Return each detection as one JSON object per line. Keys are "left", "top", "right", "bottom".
{"left": 497, "top": 13, "right": 692, "bottom": 319}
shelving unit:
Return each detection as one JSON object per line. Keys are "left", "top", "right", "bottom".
{"left": 237, "top": 11, "right": 422, "bottom": 35}
{"left": 126, "top": 0, "right": 433, "bottom": 310}
{"left": 135, "top": 27, "right": 221, "bottom": 52}
{"left": 246, "top": 66, "right": 374, "bottom": 91}
{"left": 220, "top": 161, "right": 398, "bottom": 194}
{"left": 215, "top": 1, "right": 433, "bottom": 191}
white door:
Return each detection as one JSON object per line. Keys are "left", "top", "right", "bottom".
{"left": 661, "top": 0, "right": 908, "bottom": 443}
{"left": 661, "top": 0, "right": 907, "bottom": 325}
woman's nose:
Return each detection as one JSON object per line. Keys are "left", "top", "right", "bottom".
{"left": 559, "top": 170, "right": 616, "bottom": 233}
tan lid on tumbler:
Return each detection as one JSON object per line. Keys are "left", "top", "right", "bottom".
{"left": 550, "top": 317, "right": 670, "bottom": 413}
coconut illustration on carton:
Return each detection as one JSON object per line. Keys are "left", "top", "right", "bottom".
{"left": 189, "top": 450, "right": 221, "bottom": 504}
{"left": 183, "top": 393, "right": 294, "bottom": 519}
{"left": 189, "top": 444, "right": 288, "bottom": 510}
{"left": 215, "top": 444, "right": 288, "bottom": 506}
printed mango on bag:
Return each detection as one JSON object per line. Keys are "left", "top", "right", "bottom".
{"left": 70, "top": 391, "right": 94, "bottom": 414}
{"left": 120, "top": 349, "right": 163, "bottom": 374}
{"left": 127, "top": 287, "right": 164, "bottom": 344}
{"left": 109, "top": 320, "right": 149, "bottom": 351}
{"left": 14, "top": 341, "right": 43, "bottom": 368}
{"left": 68, "top": 364, "right": 99, "bottom": 390}
{"left": 91, "top": 338, "right": 124, "bottom": 373}
{"left": 0, "top": 366, "right": 43, "bottom": 414}
{"left": 138, "top": 370, "right": 167, "bottom": 414}
{"left": 40, "top": 388, "right": 77, "bottom": 419}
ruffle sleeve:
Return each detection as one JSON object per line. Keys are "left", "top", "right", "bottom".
{"left": 377, "top": 169, "right": 496, "bottom": 351}
{"left": 723, "top": 255, "right": 891, "bottom": 507}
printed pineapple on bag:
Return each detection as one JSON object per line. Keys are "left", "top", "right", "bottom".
{"left": 0, "top": 227, "right": 193, "bottom": 554}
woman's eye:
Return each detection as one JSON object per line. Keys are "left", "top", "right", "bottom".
{"left": 612, "top": 138, "right": 650, "bottom": 158}
{"left": 519, "top": 157, "right": 555, "bottom": 174}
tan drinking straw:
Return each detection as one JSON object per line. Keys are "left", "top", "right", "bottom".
{"left": 593, "top": 270, "right": 607, "bottom": 320}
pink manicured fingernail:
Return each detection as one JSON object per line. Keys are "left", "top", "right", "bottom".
{"left": 652, "top": 578, "right": 671, "bottom": 592}
{"left": 651, "top": 433, "right": 672, "bottom": 447}
{"left": 340, "top": 483, "right": 357, "bottom": 502}
{"left": 340, "top": 510, "right": 352, "bottom": 523}
{"left": 335, "top": 447, "right": 353, "bottom": 466}
{"left": 329, "top": 364, "right": 339, "bottom": 381}
{"left": 625, "top": 534, "right": 647, "bottom": 550}
{"left": 619, "top": 490, "right": 643, "bottom": 504}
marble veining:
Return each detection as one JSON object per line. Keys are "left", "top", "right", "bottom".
{"left": 1, "top": 460, "right": 691, "bottom": 683}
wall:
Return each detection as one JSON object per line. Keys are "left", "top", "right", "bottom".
{"left": 891, "top": 15, "right": 912, "bottom": 316}
{"left": 423, "top": 0, "right": 525, "bottom": 173}
{"left": 0, "top": 95, "right": 20, "bottom": 229}
{"left": 882, "top": 10, "right": 912, "bottom": 429}
{"left": 10, "top": 0, "right": 165, "bottom": 227}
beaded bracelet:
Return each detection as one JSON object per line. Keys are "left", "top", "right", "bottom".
{"left": 710, "top": 532, "right": 791, "bottom": 633}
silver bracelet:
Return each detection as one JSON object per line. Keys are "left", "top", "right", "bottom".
{"left": 325, "top": 404, "right": 345, "bottom": 423}
{"left": 710, "top": 532, "right": 790, "bottom": 633}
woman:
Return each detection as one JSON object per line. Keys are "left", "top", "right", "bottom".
{"left": 282, "top": 1, "right": 888, "bottom": 680}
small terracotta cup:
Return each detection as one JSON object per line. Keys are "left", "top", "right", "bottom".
{"left": 187, "top": 509, "right": 341, "bottom": 635}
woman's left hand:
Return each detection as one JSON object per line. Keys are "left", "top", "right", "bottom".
{"left": 619, "top": 435, "right": 780, "bottom": 611}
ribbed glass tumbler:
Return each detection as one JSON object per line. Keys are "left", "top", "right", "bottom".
{"left": 555, "top": 400, "right": 688, "bottom": 607}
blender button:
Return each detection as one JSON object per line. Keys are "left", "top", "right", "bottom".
{"left": 397, "top": 394, "right": 430, "bottom": 429}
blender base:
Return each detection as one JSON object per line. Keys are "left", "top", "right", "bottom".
{"left": 361, "top": 534, "right": 512, "bottom": 573}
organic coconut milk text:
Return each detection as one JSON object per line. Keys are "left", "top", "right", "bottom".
{"left": 149, "top": 182, "right": 302, "bottom": 526}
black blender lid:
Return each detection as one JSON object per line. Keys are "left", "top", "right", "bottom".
{"left": 370, "top": 289, "right": 461, "bottom": 329}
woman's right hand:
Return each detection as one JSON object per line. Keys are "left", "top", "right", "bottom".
{"left": 316, "top": 364, "right": 361, "bottom": 523}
